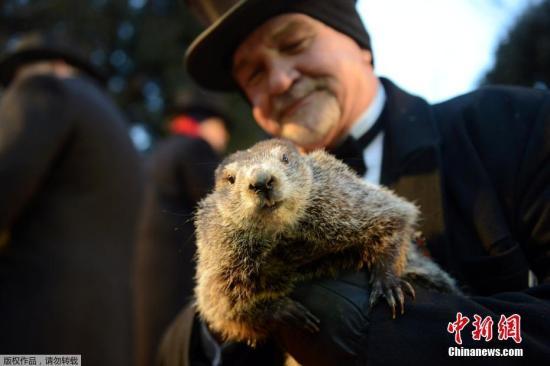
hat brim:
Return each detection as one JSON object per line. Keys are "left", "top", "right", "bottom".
{"left": 0, "top": 47, "right": 105, "bottom": 87}
{"left": 185, "top": 0, "right": 289, "bottom": 92}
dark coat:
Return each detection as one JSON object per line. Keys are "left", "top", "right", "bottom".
{"left": 0, "top": 74, "right": 144, "bottom": 365}
{"left": 157, "top": 79, "right": 550, "bottom": 365}
{"left": 134, "top": 136, "right": 221, "bottom": 366}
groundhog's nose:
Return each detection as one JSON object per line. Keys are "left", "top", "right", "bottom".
{"left": 249, "top": 172, "right": 275, "bottom": 198}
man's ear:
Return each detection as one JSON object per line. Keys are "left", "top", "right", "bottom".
{"left": 252, "top": 106, "right": 281, "bottom": 136}
{"left": 361, "top": 49, "right": 373, "bottom": 67}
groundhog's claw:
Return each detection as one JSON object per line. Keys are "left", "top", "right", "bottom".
{"left": 369, "top": 274, "right": 415, "bottom": 319}
{"left": 402, "top": 280, "right": 416, "bottom": 300}
{"left": 274, "top": 300, "right": 320, "bottom": 333}
{"left": 395, "top": 286, "right": 405, "bottom": 315}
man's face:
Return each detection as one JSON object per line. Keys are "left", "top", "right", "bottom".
{"left": 199, "top": 117, "right": 229, "bottom": 154}
{"left": 233, "top": 13, "right": 378, "bottom": 150}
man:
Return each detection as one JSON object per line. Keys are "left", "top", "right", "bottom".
{"left": 158, "top": 0, "right": 550, "bottom": 364}
{"left": 0, "top": 32, "right": 143, "bottom": 365}
{"left": 135, "top": 99, "right": 231, "bottom": 366}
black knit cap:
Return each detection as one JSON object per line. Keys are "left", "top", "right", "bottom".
{"left": 185, "top": 0, "right": 371, "bottom": 92}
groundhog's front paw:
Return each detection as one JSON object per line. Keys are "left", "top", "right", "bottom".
{"left": 272, "top": 299, "right": 321, "bottom": 333}
{"left": 369, "top": 272, "right": 415, "bottom": 319}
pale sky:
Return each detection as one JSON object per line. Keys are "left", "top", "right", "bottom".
{"left": 358, "top": 0, "right": 537, "bottom": 102}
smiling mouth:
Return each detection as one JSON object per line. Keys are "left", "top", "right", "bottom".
{"left": 278, "top": 92, "right": 316, "bottom": 120}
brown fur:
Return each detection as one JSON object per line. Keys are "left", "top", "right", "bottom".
{"left": 194, "top": 138, "right": 457, "bottom": 345}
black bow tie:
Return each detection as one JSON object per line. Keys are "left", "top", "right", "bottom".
{"left": 330, "top": 135, "right": 367, "bottom": 175}
{"left": 328, "top": 117, "right": 385, "bottom": 176}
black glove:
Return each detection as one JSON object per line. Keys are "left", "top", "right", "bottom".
{"left": 277, "top": 269, "right": 372, "bottom": 366}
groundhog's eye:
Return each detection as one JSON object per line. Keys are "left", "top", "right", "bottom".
{"left": 226, "top": 175, "right": 235, "bottom": 184}
{"left": 281, "top": 154, "right": 289, "bottom": 164}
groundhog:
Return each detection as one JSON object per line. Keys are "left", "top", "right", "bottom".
{"left": 194, "top": 138, "right": 458, "bottom": 345}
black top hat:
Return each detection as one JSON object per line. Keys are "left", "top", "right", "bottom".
{"left": 0, "top": 31, "right": 105, "bottom": 87}
{"left": 184, "top": 0, "right": 370, "bottom": 92}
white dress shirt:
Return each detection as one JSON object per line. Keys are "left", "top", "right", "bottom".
{"left": 348, "top": 80, "right": 386, "bottom": 184}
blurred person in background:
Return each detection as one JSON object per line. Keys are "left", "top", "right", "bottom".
{"left": 0, "top": 31, "right": 144, "bottom": 365}
{"left": 134, "top": 96, "right": 231, "bottom": 366}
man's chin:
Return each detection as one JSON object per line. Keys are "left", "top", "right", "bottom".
{"left": 273, "top": 91, "right": 341, "bottom": 149}
{"left": 280, "top": 124, "right": 327, "bottom": 150}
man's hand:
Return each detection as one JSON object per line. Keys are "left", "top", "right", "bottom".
{"left": 277, "top": 269, "right": 372, "bottom": 366}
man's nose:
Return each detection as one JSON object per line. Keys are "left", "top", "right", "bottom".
{"left": 267, "top": 59, "right": 298, "bottom": 95}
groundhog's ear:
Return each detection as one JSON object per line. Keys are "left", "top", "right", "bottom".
{"left": 214, "top": 165, "right": 224, "bottom": 180}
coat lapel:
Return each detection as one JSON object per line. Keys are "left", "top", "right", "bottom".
{"left": 379, "top": 78, "right": 448, "bottom": 260}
